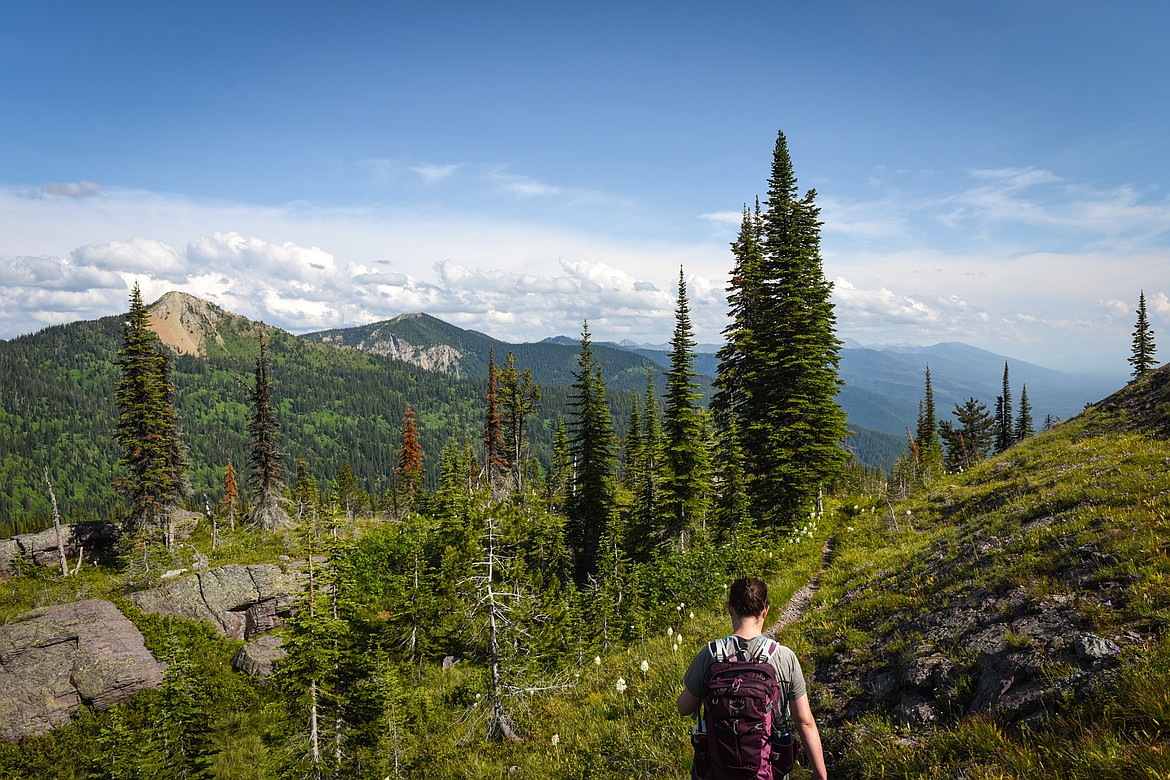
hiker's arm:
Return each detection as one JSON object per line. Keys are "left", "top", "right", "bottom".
{"left": 791, "top": 694, "right": 828, "bottom": 780}
{"left": 676, "top": 686, "right": 700, "bottom": 716}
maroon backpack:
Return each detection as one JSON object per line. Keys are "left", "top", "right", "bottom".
{"left": 693, "top": 636, "right": 789, "bottom": 780}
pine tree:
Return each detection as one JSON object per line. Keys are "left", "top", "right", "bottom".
{"left": 1015, "top": 384, "right": 1034, "bottom": 441}
{"left": 712, "top": 415, "right": 749, "bottom": 541}
{"left": 914, "top": 366, "right": 943, "bottom": 481}
{"left": 621, "top": 393, "right": 643, "bottom": 491}
{"left": 994, "top": 362, "right": 1013, "bottom": 454}
{"left": 659, "top": 267, "right": 711, "bottom": 549}
{"left": 566, "top": 322, "right": 617, "bottom": 582}
{"left": 548, "top": 415, "right": 571, "bottom": 512}
{"left": 247, "top": 324, "right": 290, "bottom": 531}
{"left": 1130, "top": 290, "right": 1158, "bottom": 379}
{"left": 714, "top": 132, "right": 849, "bottom": 526}
{"left": 939, "top": 397, "right": 995, "bottom": 471}
{"left": 498, "top": 351, "right": 541, "bottom": 493}
{"left": 483, "top": 348, "right": 508, "bottom": 488}
{"left": 219, "top": 458, "right": 239, "bottom": 531}
{"left": 394, "top": 404, "right": 424, "bottom": 502}
{"left": 332, "top": 461, "right": 360, "bottom": 521}
{"left": 113, "top": 283, "right": 189, "bottom": 545}
{"left": 629, "top": 367, "right": 662, "bottom": 563}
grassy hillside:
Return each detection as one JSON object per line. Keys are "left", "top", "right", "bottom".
{"left": 792, "top": 366, "right": 1170, "bottom": 777}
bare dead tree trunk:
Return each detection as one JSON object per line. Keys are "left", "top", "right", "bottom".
{"left": 44, "top": 467, "right": 69, "bottom": 577}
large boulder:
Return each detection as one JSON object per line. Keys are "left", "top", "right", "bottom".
{"left": 232, "top": 634, "right": 287, "bottom": 679}
{"left": 0, "top": 599, "right": 165, "bottom": 742}
{"left": 129, "top": 563, "right": 303, "bottom": 640}
{"left": 1, "top": 522, "right": 117, "bottom": 574}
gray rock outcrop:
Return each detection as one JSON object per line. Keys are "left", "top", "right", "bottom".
{"left": 232, "top": 634, "right": 287, "bottom": 679}
{"left": 129, "top": 563, "right": 303, "bottom": 640}
{"left": 0, "top": 522, "right": 117, "bottom": 574}
{"left": 0, "top": 599, "right": 164, "bottom": 742}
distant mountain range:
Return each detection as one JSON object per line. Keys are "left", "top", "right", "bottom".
{"left": 305, "top": 311, "right": 1128, "bottom": 466}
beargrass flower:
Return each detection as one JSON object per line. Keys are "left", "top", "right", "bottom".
{"left": 593, "top": 655, "right": 601, "bottom": 666}
{"left": 616, "top": 678, "right": 628, "bottom": 693}
{"left": 551, "top": 734, "right": 559, "bottom": 746}
{"left": 640, "top": 659, "right": 650, "bottom": 674}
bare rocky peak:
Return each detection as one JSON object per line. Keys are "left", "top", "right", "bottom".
{"left": 147, "top": 291, "right": 229, "bottom": 356}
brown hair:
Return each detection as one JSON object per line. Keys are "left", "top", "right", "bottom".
{"left": 728, "top": 577, "right": 769, "bottom": 618}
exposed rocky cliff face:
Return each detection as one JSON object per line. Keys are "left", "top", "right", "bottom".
{"left": 0, "top": 599, "right": 164, "bottom": 742}
{"left": 129, "top": 563, "right": 303, "bottom": 640}
{"left": 313, "top": 322, "right": 464, "bottom": 374}
{"left": 147, "top": 290, "right": 230, "bottom": 356}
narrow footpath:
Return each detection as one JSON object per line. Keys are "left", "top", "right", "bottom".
{"left": 766, "top": 536, "right": 836, "bottom": 637}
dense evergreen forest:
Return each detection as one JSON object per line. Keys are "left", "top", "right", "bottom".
{"left": 0, "top": 309, "right": 653, "bottom": 537}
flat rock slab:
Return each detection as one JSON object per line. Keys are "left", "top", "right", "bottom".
{"left": 129, "top": 563, "right": 303, "bottom": 640}
{"left": 0, "top": 599, "right": 164, "bottom": 742}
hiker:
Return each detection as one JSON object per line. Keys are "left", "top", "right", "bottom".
{"left": 677, "top": 576, "right": 829, "bottom": 780}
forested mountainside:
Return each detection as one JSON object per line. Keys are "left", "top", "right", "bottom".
{"left": 0, "top": 295, "right": 645, "bottom": 534}
{"left": 302, "top": 312, "right": 671, "bottom": 393}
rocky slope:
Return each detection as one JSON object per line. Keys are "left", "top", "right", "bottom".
{"left": 0, "top": 600, "right": 164, "bottom": 742}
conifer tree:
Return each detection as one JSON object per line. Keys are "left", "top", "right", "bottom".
{"left": 994, "top": 362, "right": 1013, "bottom": 454}
{"left": 1015, "top": 384, "right": 1034, "bottom": 441}
{"left": 660, "top": 267, "right": 711, "bottom": 549}
{"left": 632, "top": 366, "right": 663, "bottom": 558}
{"left": 220, "top": 458, "right": 239, "bottom": 531}
{"left": 394, "top": 404, "right": 424, "bottom": 503}
{"left": 712, "top": 416, "right": 749, "bottom": 540}
{"left": 498, "top": 351, "right": 540, "bottom": 493}
{"left": 939, "top": 397, "right": 995, "bottom": 471}
{"left": 333, "top": 461, "right": 360, "bottom": 522}
{"left": 914, "top": 366, "right": 943, "bottom": 481}
{"left": 566, "top": 322, "right": 616, "bottom": 582}
{"left": 483, "top": 348, "right": 508, "bottom": 488}
{"left": 247, "top": 324, "right": 290, "bottom": 531}
{"left": 622, "top": 393, "right": 643, "bottom": 491}
{"left": 714, "top": 132, "right": 849, "bottom": 526}
{"left": 548, "top": 415, "right": 571, "bottom": 511}
{"left": 113, "top": 283, "right": 189, "bottom": 544}
{"left": 1130, "top": 290, "right": 1158, "bottom": 379}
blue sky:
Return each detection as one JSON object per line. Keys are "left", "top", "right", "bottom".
{"left": 2, "top": 1, "right": 1168, "bottom": 376}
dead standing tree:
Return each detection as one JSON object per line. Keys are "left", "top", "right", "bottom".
{"left": 462, "top": 511, "right": 569, "bottom": 742}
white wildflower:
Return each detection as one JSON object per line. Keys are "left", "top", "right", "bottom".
{"left": 593, "top": 655, "right": 601, "bottom": 666}
{"left": 551, "top": 734, "right": 560, "bottom": 746}
{"left": 689, "top": 611, "right": 695, "bottom": 619}
{"left": 640, "top": 659, "right": 650, "bottom": 674}
{"left": 667, "top": 627, "right": 674, "bottom": 637}
{"left": 616, "top": 678, "right": 628, "bottom": 693}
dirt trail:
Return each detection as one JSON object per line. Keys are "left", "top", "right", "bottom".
{"left": 766, "top": 536, "right": 835, "bottom": 637}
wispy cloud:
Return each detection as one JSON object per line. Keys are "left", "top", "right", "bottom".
{"left": 18, "top": 181, "right": 103, "bottom": 200}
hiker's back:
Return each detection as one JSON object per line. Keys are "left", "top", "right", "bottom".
{"left": 698, "top": 636, "right": 783, "bottom": 780}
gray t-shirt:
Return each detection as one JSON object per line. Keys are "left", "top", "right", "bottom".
{"left": 683, "top": 635, "right": 807, "bottom": 724}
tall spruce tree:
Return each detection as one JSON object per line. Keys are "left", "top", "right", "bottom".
{"left": 247, "top": 324, "right": 290, "bottom": 531}
{"left": 566, "top": 322, "right": 616, "bottom": 582}
{"left": 659, "top": 267, "right": 711, "bottom": 549}
{"left": 394, "top": 404, "right": 424, "bottom": 502}
{"left": 1015, "top": 385, "right": 1034, "bottom": 441}
{"left": 714, "top": 132, "right": 849, "bottom": 526}
{"left": 915, "top": 366, "right": 943, "bottom": 481}
{"left": 498, "top": 351, "right": 541, "bottom": 493}
{"left": 114, "top": 283, "right": 189, "bottom": 543}
{"left": 994, "top": 362, "right": 1014, "bottom": 454}
{"left": 483, "top": 348, "right": 508, "bottom": 488}
{"left": 1130, "top": 290, "right": 1158, "bottom": 379}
